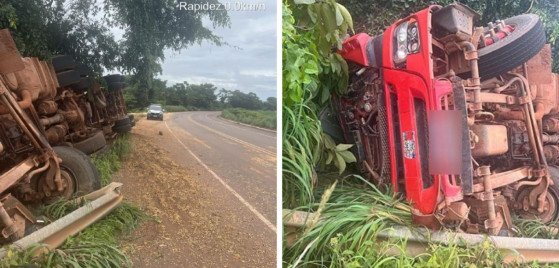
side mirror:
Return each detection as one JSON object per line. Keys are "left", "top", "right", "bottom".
{"left": 163, "top": 109, "right": 166, "bottom": 112}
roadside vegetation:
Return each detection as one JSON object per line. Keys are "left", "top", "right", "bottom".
{"left": 282, "top": 0, "right": 559, "bottom": 266}
{"left": 123, "top": 78, "right": 277, "bottom": 115}
{"left": 1, "top": 135, "right": 150, "bottom": 267}
{"left": 163, "top": 105, "right": 188, "bottom": 112}
{"left": 221, "top": 108, "right": 276, "bottom": 130}
{"left": 284, "top": 178, "right": 511, "bottom": 267}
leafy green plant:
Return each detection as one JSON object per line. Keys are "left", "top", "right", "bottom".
{"left": 1, "top": 134, "right": 149, "bottom": 267}
{"left": 282, "top": 0, "right": 355, "bottom": 208}
{"left": 513, "top": 218, "right": 559, "bottom": 239}
{"left": 283, "top": 178, "right": 511, "bottom": 268}
{"left": 322, "top": 133, "right": 356, "bottom": 174}
{"left": 2, "top": 202, "right": 149, "bottom": 267}
{"left": 163, "top": 105, "right": 188, "bottom": 112}
{"left": 92, "top": 134, "right": 131, "bottom": 187}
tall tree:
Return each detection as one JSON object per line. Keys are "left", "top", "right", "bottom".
{"left": 104, "top": 0, "right": 230, "bottom": 107}
{"left": 185, "top": 83, "right": 217, "bottom": 109}
{"left": 0, "top": 0, "right": 230, "bottom": 108}
{"left": 227, "top": 90, "right": 263, "bottom": 110}
{"left": 0, "top": 0, "right": 121, "bottom": 74}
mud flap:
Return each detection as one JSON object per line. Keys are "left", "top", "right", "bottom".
{"left": 452, "top": 77, "right": 474, "bottom": 194}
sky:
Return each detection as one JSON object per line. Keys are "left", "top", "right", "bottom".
{"left": 157, "top": 1, "right": 277, "bottom": 101}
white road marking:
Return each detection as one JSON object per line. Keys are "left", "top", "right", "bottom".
{"left": 165, "top": 121, "right": 277, "bottom": 233}
{"left": 187, "top": 114, "right": 275, "bottom": 157}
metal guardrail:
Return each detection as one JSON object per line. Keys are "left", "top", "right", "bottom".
{"left": 283, "top": 209, "right": 559, "bottom": 263}
{"left": 0, "top": 182, "right": 124, "bottom": 258}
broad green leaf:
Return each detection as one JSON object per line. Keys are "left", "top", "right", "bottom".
{"left": 320, "top": 87, "right": 330, "bottom": 104}
{"left": 338, "top": 150, "right": 357, "bottom": 163}
{"left": 335, "top": 4, "right": 343, "bottom": 26}
{"left": 335, "top": 153, "right": 346, "bottom": 174}
{"left": 325, "top": 151, "right": 334, "bottom": 164}
{"left": 336, "top": 3, "right": 354, "bottom": 32}
{"left": 294, "top": 0, "right": 316, "bottom": 4}
{"left": 323, "top": 134, "right": 336, "bottom": 149}
{"left": 335, "top": 143, "right": 353, "bottom": 151}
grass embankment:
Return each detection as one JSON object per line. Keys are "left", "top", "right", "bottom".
{"left": 221, "top": 108, "right": 276, "bottom": 130}
{"left": 163, "top": 105, "right": 188, "bottom": 112}
{"left": 284, "top": 177, "right": 558, "bottom": 267}
{"left": 2, "top": 134, "right": 149, "bottom": 267}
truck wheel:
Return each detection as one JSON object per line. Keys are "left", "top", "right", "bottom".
{"left": 478, "top": 14, "right": 545, "bottom": 80}
{"left": 103, "top": 74, "right": 125, "bottom": 83}
{"left": 52, "top": 55, "right": 75, "bottom": 73}
{"left": 56, "top": 70, "right": 81, "bottom": 88}
{"left": 72, "top": 130, "right": 107, "bottom": 155}
{"left": 74, "top": 63, "right": 90, "bottom": 77}
{"left": 108, "top": 82, "right": 127, "bottom": 91}
{"left": 51, "top": 146, "right": 101, "bottom": 200}
{"left": 71, "top": 77, "right": 93, "bottom": 92}
{"left": 114, "top": 117, "right": 130, "bottom": 127}
{"left": 516, "top": 165, "right": 559, "bottom": 223}
{"left": 112, "top": 123, "right": 132, "bottom": 134}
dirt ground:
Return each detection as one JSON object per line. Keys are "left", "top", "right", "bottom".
{"left": 114, "top": 117, "right": 275, "bottom": 267}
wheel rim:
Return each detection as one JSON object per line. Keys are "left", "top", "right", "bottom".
{"left": 516, "top": 187, "right": 559, "bottom": 223}
{"left": 41, "top": 169, "right": 77, "bottom": 202}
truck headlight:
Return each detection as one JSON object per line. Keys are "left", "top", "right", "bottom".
{"left": 393, "top": 20, "right": 421, "bottom": 65}
{"left": 407, "top": 21, "right": 420, "bottom": 54}
{"left": 394, "top": 21, "right": 409, "bottom": 64}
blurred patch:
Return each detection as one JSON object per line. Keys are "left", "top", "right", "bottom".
{"left": 428, "top": 110, "right": 462, "bottom": 174}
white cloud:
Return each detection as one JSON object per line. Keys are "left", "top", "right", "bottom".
{"left": 156, "top": 0, "right": 277, "bottom": 101}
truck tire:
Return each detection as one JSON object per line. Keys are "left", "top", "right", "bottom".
{"left": 56, "top": 70, "right": 81, "bottom": 88}
{"left": 543, "top": 165, "right": 559, "bottom": 222}
{"left": 74, "top": 63, "right": 90, "bottom": 77}
{"left": 52, "top": 55, "right": 75, "bottom": 73}
{"left": 103, "top": 74, "right": 125, "bottom": 83}
{"left": 112, "top": 123, "right": 132, "bottom": 134}
{"left": 478, "top": 14, "right": 545, "bottom": 80}
{"left": 516, "top": 165, "right": 559, "bottom": 223}
{"left": 52, "top": 146, "right": 101, "bottom": 198}
{"left": 108, "top": 82, "right": 126, "bottom": 91}
{"left": 71, "top": 77, "right": 93, "bottom": 92}
{"left": 114, "top": 117, "right": 130, "bottom": 127}
{"left": 72, "top": 130, "right": 107, "bottom": 155}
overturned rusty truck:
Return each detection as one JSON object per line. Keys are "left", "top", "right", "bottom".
{"left": 0, "top": 28, "right": 132, "bottom": 248}
{"left": 326, "top": 3, "right": 559, "bottom": 235}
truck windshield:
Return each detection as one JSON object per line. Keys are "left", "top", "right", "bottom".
{"left": 149, "top": 106, "right": 162, "bottom": 111}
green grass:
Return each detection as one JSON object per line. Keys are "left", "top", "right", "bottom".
{"left": 513, "top": 218, "right": 559, "bottom": 239}
{"left": 2, "top": 134, "right": 150, "bottom": 267}
{"left": 221, "top": 108, "right": 277, "bottom": 130}
{"left": 282, "top": 103, "right": 322, "bottom": 209}
{"left": 92, "top": 134, "right": 131, "bottom": 187}
{"left": 163, "top": 105, "right": 188, "bottom": 112}
{"left": 283, "top": 177, "right": 518, "bottom": 268}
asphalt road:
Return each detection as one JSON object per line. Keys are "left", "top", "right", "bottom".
{"left": 167, "top": 111, "right": 276, "bottom": 222}
{"left": 150, "top": 111, "right": 277, "bottom": 266}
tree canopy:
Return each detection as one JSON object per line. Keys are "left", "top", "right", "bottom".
{"left": 0, "top": 0, "right": 230, "bottom": 107}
